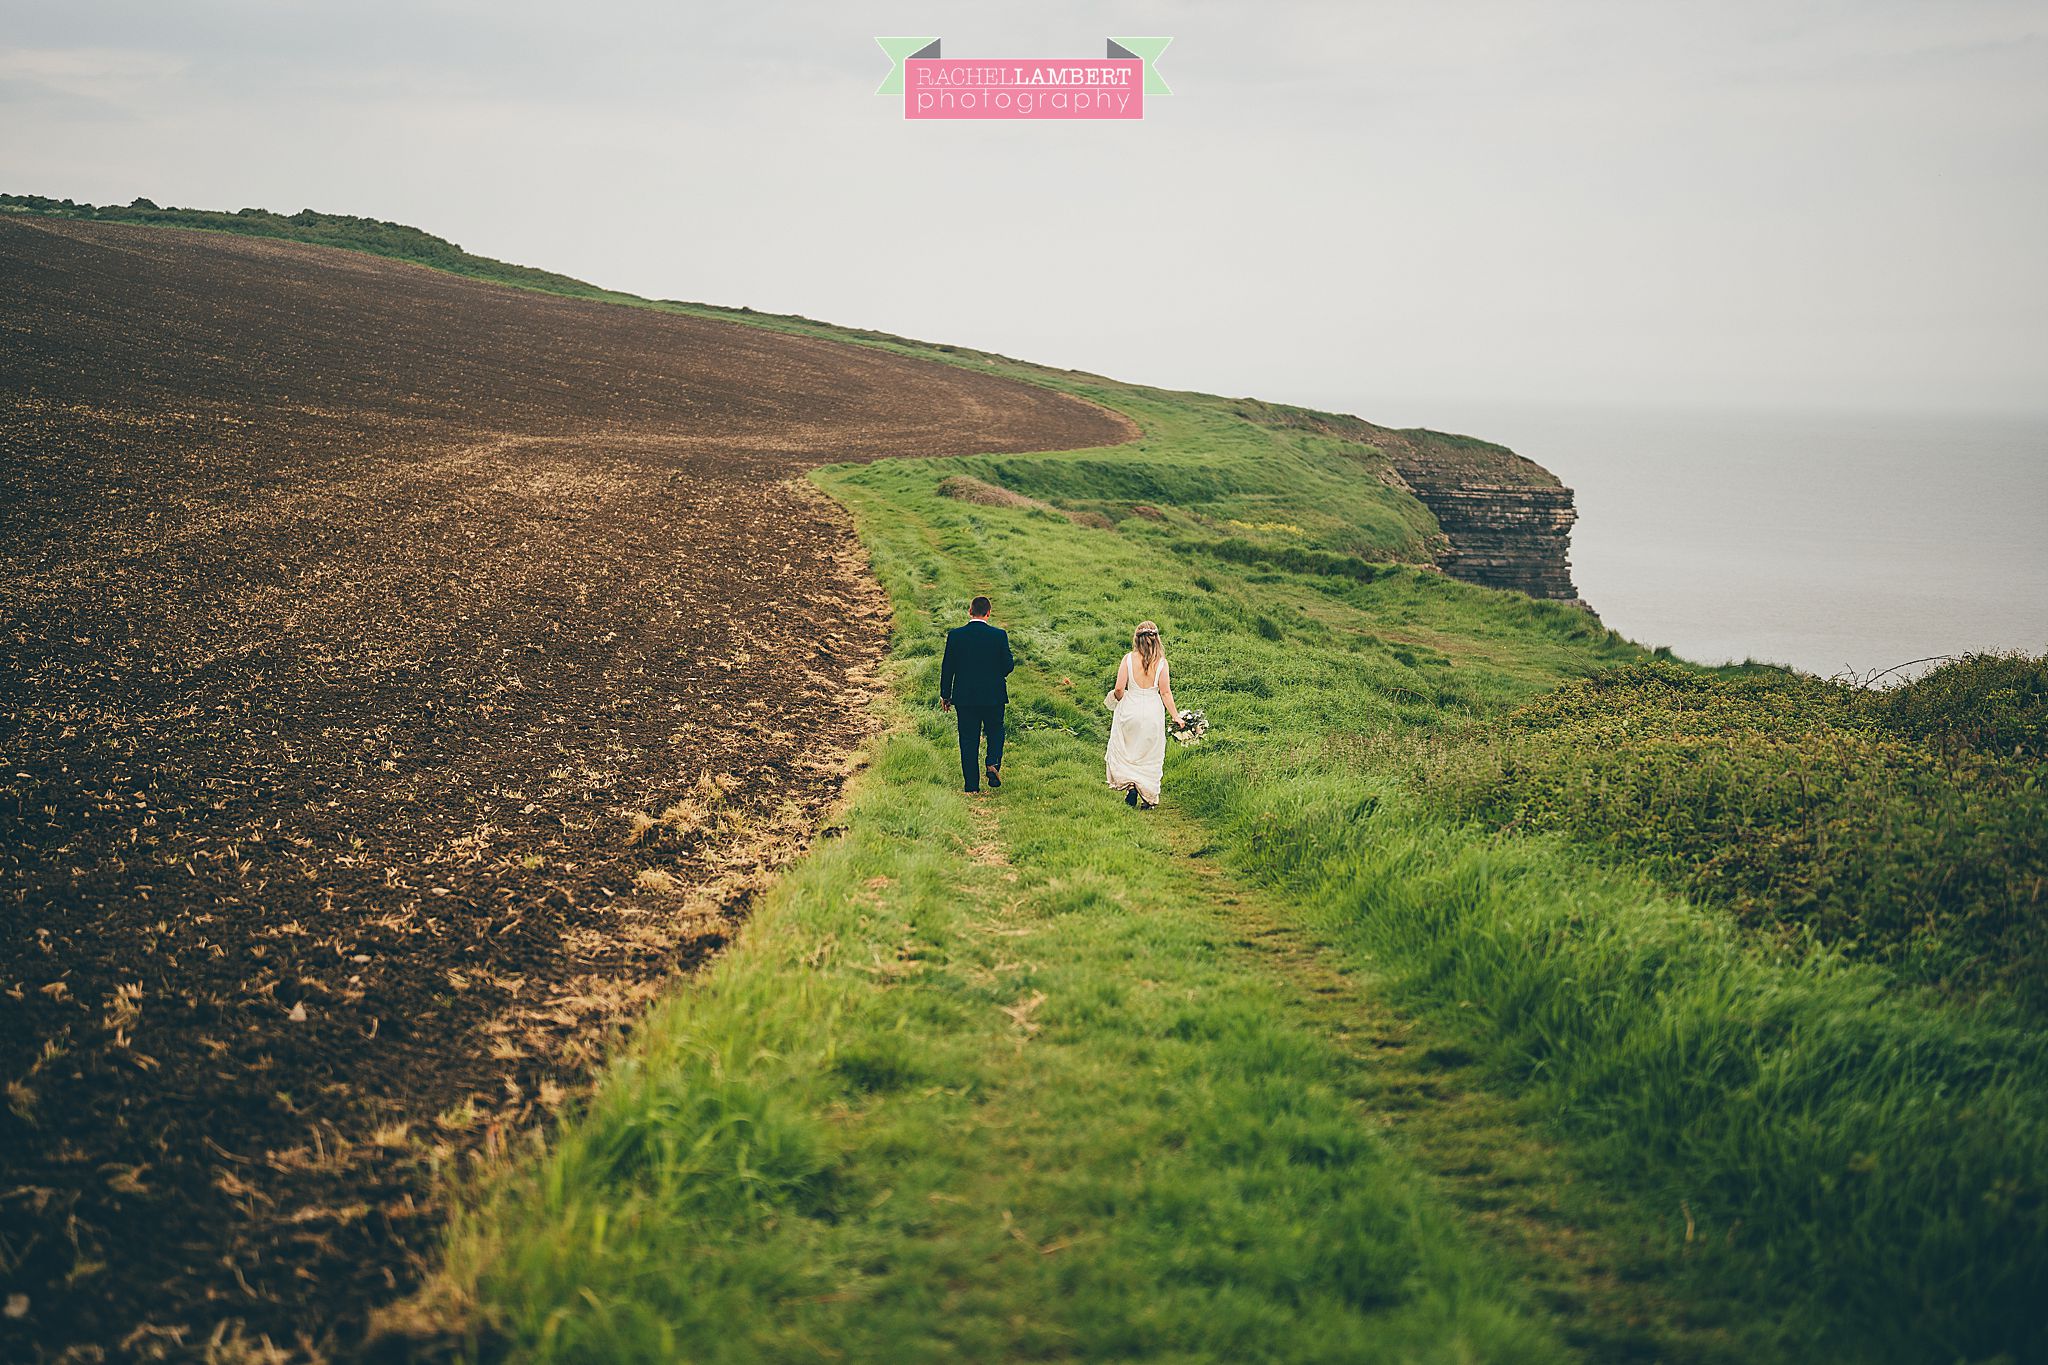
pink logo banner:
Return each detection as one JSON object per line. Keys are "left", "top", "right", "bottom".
{"left": 906, "top": 58, "right": 1143, "bottom": 120}
{"left": 875, "top": 38, "right": 1172, "bottom": 121}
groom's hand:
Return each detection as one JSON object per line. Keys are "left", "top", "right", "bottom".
{"left": 940, "top": 699, "right": 952, "bottom": 712}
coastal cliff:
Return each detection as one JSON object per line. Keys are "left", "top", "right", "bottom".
{"left": 1237, "top": 400, "right": 1589, "bottom": 609}
{"left": 1400, "top": 479, "right": 1582, "bottom": 603}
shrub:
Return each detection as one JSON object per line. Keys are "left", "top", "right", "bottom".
{"left": 1880, "top": 651, "right": 2048, "bottom": 760}
{"left": 1383, "top": 661, "right": 2048, "bottom": 1006}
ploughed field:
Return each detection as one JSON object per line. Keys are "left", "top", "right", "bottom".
{"left": 0, "top": 218, "right": 1133, "bottom": 1359}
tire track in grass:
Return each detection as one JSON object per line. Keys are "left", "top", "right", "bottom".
{"left": 916, "top": 724, "right": 1577, "bottom": 1363}
{"left": 1150, "top": 810, "right": 1767, "bottom": 1364}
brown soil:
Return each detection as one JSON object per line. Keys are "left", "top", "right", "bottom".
{"left": 0, "top": 218, "right": 1134, "bottom": 1361}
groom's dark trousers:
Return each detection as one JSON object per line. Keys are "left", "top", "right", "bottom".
{"left": 939, "top": 618, "right": 1015, "bottom": 792}
{"left": 954, "top": 705, "right": 1004, "bottom": 793}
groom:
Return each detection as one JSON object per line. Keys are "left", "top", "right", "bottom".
{"left": 939, "top": 594, "right": 1014, "bottom": 794}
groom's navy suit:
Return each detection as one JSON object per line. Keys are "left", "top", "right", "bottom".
{"left": 939, "top": 618, "right": 1014, "bottom": 792}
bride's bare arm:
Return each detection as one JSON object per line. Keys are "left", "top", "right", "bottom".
{"left": 1159, "top": 660, "right": 1179, "bottom": 719}
{"left": 1113, "top": 655, "right": 1128, "bottom": 700}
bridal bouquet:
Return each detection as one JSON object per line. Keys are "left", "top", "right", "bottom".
{"left": 1171, "top": 708, "right": 1210, "bottom": 745}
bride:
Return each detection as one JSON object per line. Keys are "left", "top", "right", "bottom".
{"left": 1106, "top": 620, "right": 1180, "bottom": 808}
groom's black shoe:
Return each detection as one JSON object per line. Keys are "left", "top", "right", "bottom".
{"left": 986, "top": 766, "right": 1002, "bottom": 789}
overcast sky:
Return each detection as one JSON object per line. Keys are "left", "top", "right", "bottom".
{"left": 4, "top": 1, "right": 2045, "bottom": 419}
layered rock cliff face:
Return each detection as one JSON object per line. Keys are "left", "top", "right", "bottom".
{"left": 1403, "top": 481, "right": 1582, "bottom": 602}
{"left": 1237, "top": 400, "right": 1590, "bottom": 610}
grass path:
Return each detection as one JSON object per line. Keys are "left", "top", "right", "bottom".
{"left": 425, "top": 624, "right": 1759, "bottom": 1360}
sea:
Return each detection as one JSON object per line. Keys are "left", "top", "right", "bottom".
{"left": 1363, "top": 401, "right": 2048, "bottom": 681}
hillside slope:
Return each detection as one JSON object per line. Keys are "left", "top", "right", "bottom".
{"left": 2, "top": 194, "right": 1587, "bottom": 603}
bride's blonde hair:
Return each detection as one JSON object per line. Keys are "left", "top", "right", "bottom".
{"left": 1133, "top": 620, "right": 1162, "bottom": 672}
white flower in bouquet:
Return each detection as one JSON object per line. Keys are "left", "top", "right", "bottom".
{"left": 1171, "top": 708, "right": 1210, "bottom": 745}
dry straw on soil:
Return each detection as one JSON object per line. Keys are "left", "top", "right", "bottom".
{"left": 938, "top": 474, "right": 1115, "bottom": 528}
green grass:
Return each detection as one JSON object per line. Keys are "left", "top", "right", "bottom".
{"left": 941, "top": 386, "right": 1441, "bottom": 562}
{"left": 422, "top": 438, "right": 2045, "bottom": 1362}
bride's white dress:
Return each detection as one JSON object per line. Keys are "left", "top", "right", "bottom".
{"left": 1106, "top": 651, "right": 1168, "bottom": 805}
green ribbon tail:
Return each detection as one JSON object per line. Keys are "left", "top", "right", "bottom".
{"left": 1107, "top": 37, "right": 1173, "bottom": 94}
{"left": 875, "top": 37, "right": 940, "bottom": 95}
